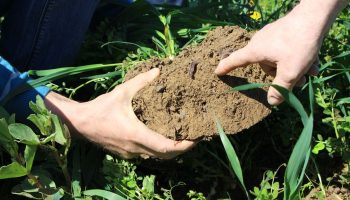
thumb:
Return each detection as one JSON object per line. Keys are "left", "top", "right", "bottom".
{"left": 118, "top": 68, "right": 160, "bottom": 99}
{"left": 267, "top": 67, "right": 298, "bottom": 106}
{"left": 215, "top": 46, "right": 257, "bottom": 76}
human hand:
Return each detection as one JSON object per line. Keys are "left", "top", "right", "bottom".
{"left": 45, "top": 68, "right": 195, "bottom": 159}
{"left": 215, "top": 0, "right": 346, "bottom": 105}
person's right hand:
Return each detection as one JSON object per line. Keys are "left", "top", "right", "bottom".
{"left": 45, "top": 68, "right": 195, "bottom": 159}
{"left": 215, "top": 0, "right": 347, "bottom": 105}
{"left": 215, "top": 3, "right": 322, "bottom": 105}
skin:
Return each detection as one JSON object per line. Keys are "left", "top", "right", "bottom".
{"left": 215, "top": 0, "right": 349, "bottom": 105}
{"left": 44, "top": 68, "right": 195, "bottom": 159}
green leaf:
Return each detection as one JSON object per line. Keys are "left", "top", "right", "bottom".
{"left": 142, "top": 175, "right": 155, "bottom": 194}
{"left": 155, "top": 30, "right": 166, "bottom": 41}
{"left": 0, "top": 118, "right": 13, "bottom": 142}
{"left": 253, "top": 187, "right": 260, "bottom": 195}
{"left": 232, "top": 83, "right": 269, "bottom": 91}
{"left": 24, "top": 145, "right": 37, "bottom": 172}
{"left": 336, "top": 97, "right": 350, "bottom": 106}
{"left": 216, "top": 119, "right": 250, "bottom": 200}
{"left": 29, "top": 96, "right": 47, "bottom": 114}
{"left": 0, "top": 118, "right": 18, "bottom": 157}
{"left": 27, "top": 114, "right": 52, "bottom": 136}
{"left": 284, "top": 115, "right": 313, "bottom": 200}
{"left": 52, "top": 115, "right": 67, "bottom": 145}
{"left": 8, "top": 123, "right": 40, "bottom": 145}
{"left": 81, "top": 70, "right": 122, "bottom": 80}
{"left": 233, "top": 83, "right": 308, "bottom": 125}
{"left": 233, "top": 82, "right": 312, "bottom": 199}
{"left": 83, "top": 189, "right": 127, "bottom": 200}
{"left": 272, "top": 182, "right": 279, "bottom": 199}
{"left": 312, "top": 143, "right": 325, "bottom": 154}
{"left": 159, "top": 15, "right": 166, "bottom": 25}
{"left": 12, "top": 170, "right": 62, "bottom": 199}
{"left": 312, "top": 73, "right": 341, "bottom": 84}
{"left": 333, "top": 51, "right": 350, "bottom": 59}
{"left": 308, "top": 77, "right": 314, "bottom": 114}
{"left": 0, "top": 162, "right": 27, "bottom": 179}
{"left": 3, "top": 63, "right": 121, "bottom": 105}
{"left": 271, "top": 85, "right": 308, "bottom": 126}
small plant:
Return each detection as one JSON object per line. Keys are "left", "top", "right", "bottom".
{"left": 152, "top": 11, "right": 179, "bottom": 59}
{"left": 187, "top": 190, "right": 206, "bottom": 200}
{"left": 0, "top": 96, "right": 70, "bottom": 199}
{"left": 102, "top": 154, "right": 186, "bottom": 200}
{"left": 251, "top": 169, "right": 283, "bottom": 200}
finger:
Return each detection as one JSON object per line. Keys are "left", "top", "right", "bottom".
{"left": 118, "top": 68, "right": 160, "bottom": 99}
{"left": 215, "top": 46, "right": 259, "bottom": 76}
{"left": 133, "top": 123, "right": 196, "bottom": 159}
{"left": 267, "top": 67, "right": 298, "bottom": 106}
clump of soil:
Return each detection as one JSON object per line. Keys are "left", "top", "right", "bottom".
{"left": 125, "top": 26, "right": 272, "bottom": 140}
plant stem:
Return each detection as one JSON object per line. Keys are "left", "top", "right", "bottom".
{"left": 40, "top": 145, "right": 71, "bottom": 189}
{"left": 52, "top": 148, "right": 71, "bottom": 189}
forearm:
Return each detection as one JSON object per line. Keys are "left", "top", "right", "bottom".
{"left": 294, "top": 0, "right": 349, "bottom": 38}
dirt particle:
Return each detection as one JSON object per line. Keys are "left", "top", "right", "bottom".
{"left": 155, "top": 85, "right": 166, "bottom": 93}
{"left": 169, "top": 106, "right": 176, "bottom": 112}
{"left": 189, "top": 61, "right": 199, "bottom": 79}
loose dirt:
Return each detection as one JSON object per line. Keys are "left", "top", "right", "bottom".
{"left": 125, "top": 26, "right": 272, "bottom": 140}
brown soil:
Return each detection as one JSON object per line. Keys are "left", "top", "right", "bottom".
{"left": 304, "top": 186, "right": 350, "bottom": 200}
{"left": 125, "top": 26, "right": 272, "bottom": 140}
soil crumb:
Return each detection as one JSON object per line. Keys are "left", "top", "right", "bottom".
{"left": 125, "top": 26, "right": 272, "bottom": 140}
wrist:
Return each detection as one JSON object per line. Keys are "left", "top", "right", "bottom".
{"left": 44, "top": 92, "right": 86, "bottom": 136}
{"left": 296, "top": 0, "right": 348, "bottom": 36}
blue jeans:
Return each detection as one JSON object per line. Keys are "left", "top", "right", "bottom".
{"left": 0, "top": 0, "right": 100, "bottom": 71}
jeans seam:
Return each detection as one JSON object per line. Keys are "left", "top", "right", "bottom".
{"left": 24, "top": 0, "right": 55, "bottom": 69}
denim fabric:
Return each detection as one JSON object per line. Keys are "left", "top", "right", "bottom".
{"left": 0, "top": 0, "right": 100, "bottom": 71}
{"left": 0, "top": 0, "right": 100, "bottom": 120}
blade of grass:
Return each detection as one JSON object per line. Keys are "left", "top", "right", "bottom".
{"left": 80, "top": 71, "right": 122, "bottom": 80}
{"left": 233, "top": 83, "right": 308, "bottom": 125}
{"left": 216, "top": 119, "right": 250, "bottom": 200}
{"left": 284, "top": 115, "right": 313, "bottom": 200}
{"left": 233, "top": 82, "right": 313, "bottom": 200}
{"left": 1, "top": 63, "right": 127, "bottom": 105}
{"left": 309, "top": 77, "right": 314, "bottom": 114}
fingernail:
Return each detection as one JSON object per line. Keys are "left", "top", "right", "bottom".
{"left": 215, "top": 61, "right": 224, "bottom": 74}
{"left": 151, "top": 68, "right": 160, "bottom": 75}
{"left": 214, "top": 67, "right": 220, "bottom": 74}
{"left": 268, "top": 96, "right": 281, "bottom": 105}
